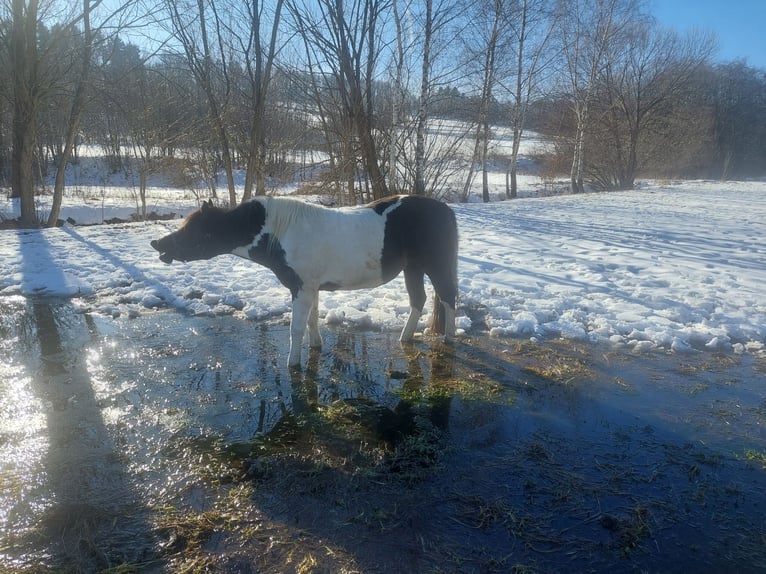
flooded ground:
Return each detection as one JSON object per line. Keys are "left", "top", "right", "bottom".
{"left": 1, "top": 296, "right": 765, "bottom": 573}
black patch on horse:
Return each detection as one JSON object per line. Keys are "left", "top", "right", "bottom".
{"left": 376, "top": 195, "right": 458, "bottom": 331}
{"left": 248, "top": 233, "right": 304, "bottom": 299}
{"left": 151, "top": 200, "right": 267, "bottom": 263}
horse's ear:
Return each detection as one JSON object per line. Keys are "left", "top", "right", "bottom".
{"left": 201, "top": 199, "right": 214, "bottom": 211}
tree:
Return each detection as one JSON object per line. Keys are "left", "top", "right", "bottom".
{"left": 9, "top": 0, "right": 40, "bottom": 225}
{"left": 290, "top": 0, "right": 391, "bottom": 202}
{"left": 504, "top": 0, "right": 556, "bottom": 198}
{"left": 386, "top": 0, "right": 466, "bottom": 197}
{"left": 461, "top": 0, "right": 506, "bottom": 203}
{"left": 708, "top": 61, "right": 766, "bottom": 179}
{"left": 46, "top": 0, "right": 97, "bottom": 226}
{"left": 557, "top": 0, "right": 641, "bottom": 193}
{"left": 241, "top": 0, "right": 285, "bottom": 201}
{"left": 584, "top": 24, "right": 714, "bottom": 189}
{"left": 165, "top": 0, "right": 238, "bottom": 206}
{"left": 413, "top": 0, "right": 434, "bottom": 196}
{"left": 290, "top": 4, "right": 359, "bottom": 204}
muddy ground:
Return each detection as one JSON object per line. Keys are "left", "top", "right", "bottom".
{"left": 1, "top": 297, "right": 765, "bottom": 573}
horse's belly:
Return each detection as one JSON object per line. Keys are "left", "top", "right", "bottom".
{"left": 317, "top": 254, "right": 387, "bottom": 290}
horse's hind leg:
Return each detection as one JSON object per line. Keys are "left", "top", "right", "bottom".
{"left": 401, "top": 267, "right": 426, "bottom": 342}
{"left": 430, "top": 270, "right": 457, "bottom": 339}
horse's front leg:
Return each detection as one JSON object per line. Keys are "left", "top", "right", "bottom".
{"left": 308, "top": 290, "right": 322, "bottom": 350}
{"left": 288, "top": 289, "right": 315, "bottom": 368}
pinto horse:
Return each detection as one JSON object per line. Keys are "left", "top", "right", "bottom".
{"left": 151, "top": 195, "right": 458, "bottom": 367}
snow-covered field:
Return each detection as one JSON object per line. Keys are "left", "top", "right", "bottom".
{"left": 2, "top": 178, "right": 765, "bottom": 356}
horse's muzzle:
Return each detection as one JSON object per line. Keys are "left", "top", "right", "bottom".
{"left": 151, "top": 239, "right": 175, "bottom": 264}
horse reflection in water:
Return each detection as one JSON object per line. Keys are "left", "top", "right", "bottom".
{"left": 243, "top": 334, "right": 458, "bottom": 468}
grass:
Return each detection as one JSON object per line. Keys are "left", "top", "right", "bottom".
{"left": 744, "top": 449, "right": 766, "bottom": 468}
{"left": 505, "top": 339, "right": 594, "bottom": 383}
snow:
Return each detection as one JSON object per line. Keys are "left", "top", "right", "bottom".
{"left": 1, "top": 179, "right": 765, "bottom": 356}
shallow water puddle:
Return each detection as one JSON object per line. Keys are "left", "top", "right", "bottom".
{"left": 1, "top": 297, "right": 765, "bottom": 572}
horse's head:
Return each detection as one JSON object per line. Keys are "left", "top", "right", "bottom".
{"left": 151, "top": 200, "right": 226, "bottom": 264}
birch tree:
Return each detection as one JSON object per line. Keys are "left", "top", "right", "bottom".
{"left": 557, "top": 0, "right": 640, "bottom": 193}
{"left": 504, "top": 0, "right": 556, "bottom": 198}
{"left": 461, "top": 0, "right": 506, "bottom": 203}
{"left": 390, "top": 0, "right": 464, "bottom": 197}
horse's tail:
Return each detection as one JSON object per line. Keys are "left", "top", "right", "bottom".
{"left": 430, "top": 209, "right": 459, "bottom": 335}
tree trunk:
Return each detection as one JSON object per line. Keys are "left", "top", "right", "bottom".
{"left": 481, "top": 120, "right": 490, "bottom": 203}
{"left": 508, "top": 158, "right": 518, "bottom": 199}
{"left": 47, "top": 0, "right": 93, "bottom": 227}
{"left": 414, "top": 0, "right": 433, "bottom": 196}
{"left": 461, "top": 122, "right": 483, "bottom": 202}
{"left": 571, "top": 109, "right": 587, "bottom": 193}
{"left": 11, "top": 0, "right": 40, "bottom": 226}
{"left": 139, "top": 164, "right": 148, "bottom": 220}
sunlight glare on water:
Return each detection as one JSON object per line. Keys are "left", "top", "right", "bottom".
{"left": 0, "top": 325, "right": 51, "bottom": 547}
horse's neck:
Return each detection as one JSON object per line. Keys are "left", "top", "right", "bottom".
{"left": 264, "top": 198, "right": 317, "bottom": 242}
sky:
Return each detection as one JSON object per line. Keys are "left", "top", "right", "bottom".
{"left": 652, "top": 0, "right": 766, "bottom": 69}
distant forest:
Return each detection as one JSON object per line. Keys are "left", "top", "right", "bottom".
{"left": 2, "top": 0, "right": 765, "bottom": 226}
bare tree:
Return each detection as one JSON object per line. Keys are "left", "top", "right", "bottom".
{"left": 708, "top": 61, "right": 766, "bottom": 180}
{"left": 413, "top": 0, "right": 435, "bottom": 196}
{"left": 290, "top": 0, "right": 391, "bottom": 201}
{"left": 389, "top": 0, "right": 407, "bottom": 192}
{"left": 9, "top": 0, "right": 39, "bottom": 225}
{"left": 503, "top": 0, "right": 556, "bottom": 198}
{"left": 387, "top": 0, "right": 465, "bottom": 197}
{"left": 46, "top": 0, "right": 101, "bottom": 226}
{"left": 590, "top": 24, "right": 714, "bottom": 189}
{"left": 557, "top": 0, "right": 641, "bottom": 193}
{"left": 290, "top": 5, "right": 358, "bottom": 204}
{"left": 461, "top": 0, "right": 506, "bottom": 203}
{"left": 165, "top": 0, "right": 238, "bottom": 206}
{"left": 236, "top": 0, "right": 286, "bottom": 201}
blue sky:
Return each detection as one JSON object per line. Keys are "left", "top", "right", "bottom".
{"left": 652, "top": 0, "right": 766, "bottom": 69}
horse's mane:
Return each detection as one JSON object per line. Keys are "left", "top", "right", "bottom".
{"left": 263, "top": 197, "right": 327, "bottom": 248}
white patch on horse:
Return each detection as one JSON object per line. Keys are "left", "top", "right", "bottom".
{"left": 235, "top": 197, "right": 389, "bottom": 292}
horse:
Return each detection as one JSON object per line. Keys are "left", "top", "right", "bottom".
{"left": 150, "top": 195, "right": 458, "bottom": 368}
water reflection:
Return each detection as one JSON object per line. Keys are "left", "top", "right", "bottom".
{"left": 2, "top": 302, "right": 765, "bottom": 572}
{"left": 0, "top": 298, "right": 48, "bottom": 561}
{"left": 0, "top": 299, "right": 154, "bottom": 570}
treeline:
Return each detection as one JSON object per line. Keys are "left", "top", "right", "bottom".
{"left": 1, "top": 0, "right": 765, "bottom": 227}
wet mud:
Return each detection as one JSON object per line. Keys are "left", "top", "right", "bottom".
{"left": 1, "top": 297, "right": 765, "bottom": 573}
